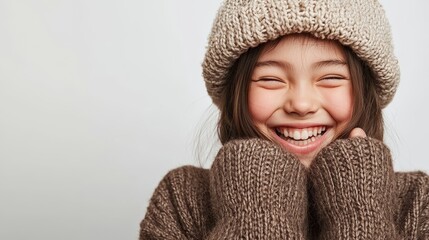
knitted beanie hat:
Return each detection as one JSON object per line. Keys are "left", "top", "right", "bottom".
{"left": 202, "top": 0, "right": 399, "bottom": 108}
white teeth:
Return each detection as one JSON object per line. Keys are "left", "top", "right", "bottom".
{"left": 283, "top": 129, "right": 289, "bottom": 138}
{"left": 278, "top": 126, "right": 327, "bottom": 141}
{"left": 301, "top": 129, "right": 309, "bottom": 140}
{"left": 293, "top": 130, "right": 301, "bottom": 140}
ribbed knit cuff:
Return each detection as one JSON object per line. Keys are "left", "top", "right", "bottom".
{"left": 208, "top": 138, "right": 307, "bottom": 239}
{"left": 309, "top": 137, "right": 398, "bottom": 239}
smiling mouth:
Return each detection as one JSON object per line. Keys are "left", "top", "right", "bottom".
{"left": 274, "top": 126, "right": 327, "bottom": 146}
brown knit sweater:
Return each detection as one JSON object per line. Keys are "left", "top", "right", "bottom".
{"left": 140, "top": 138, "right": 429, "bottom": 239}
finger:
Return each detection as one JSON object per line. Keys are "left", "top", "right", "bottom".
{"left": 349, "top": 127, "right": 367, "bottom": 138}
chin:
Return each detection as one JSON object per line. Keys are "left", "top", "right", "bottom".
{"left": 296, "top": 156, "right": 313, "bottom": 168}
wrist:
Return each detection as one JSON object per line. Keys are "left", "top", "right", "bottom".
{"left": 209, "top": 138, "right": 308, "bottom": 236}
{"left": 309, "top": 137, "right": 397, "bottom": 237}
{"left": 207, "top": 209, "right": 308, "bottom": 240}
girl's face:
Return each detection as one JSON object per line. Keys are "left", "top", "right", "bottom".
{"left": 248, "top": 35, "right": 353, "bottom": 167}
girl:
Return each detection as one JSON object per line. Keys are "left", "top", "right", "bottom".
{"left": 140, "top": 0, "right": 429, "bottom": 239}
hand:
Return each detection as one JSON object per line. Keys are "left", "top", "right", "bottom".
{"left": 208, "top": 138, "right": 308, "bottom": 239}
{"left": 309, "top": 136, "right": 397, "bottom": 239}
{"left": 348, "top": 127, "right": 367, "bottom": 138}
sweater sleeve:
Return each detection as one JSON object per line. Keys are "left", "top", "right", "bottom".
{"left": 395, "top": 172, "right": 429, "bottom": 239}
{"left": 308, "top": 137, "right": 400, "bottom": 240}
{"left": 418, "top": 175, "right": 429, "bottom": 239}
{"left": 409, "top": 172, "right": 429, "bottom": 239}
{"left": 207, "top": 138, "right": 308, "bottom": 239}
{"left": 139, "top": 166, "right": 213, "bottom": 240}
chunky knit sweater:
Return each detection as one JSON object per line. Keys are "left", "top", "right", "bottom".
{"left": 140, "top": 138, "right": 429, "bottom": 239}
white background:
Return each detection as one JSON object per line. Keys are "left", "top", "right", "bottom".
{"left": 0, "top": 1, "right": 428, "bottom": 239}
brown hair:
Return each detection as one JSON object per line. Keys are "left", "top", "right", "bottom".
{"left": 217, "top": 36, "right": 384, "bottom": 144}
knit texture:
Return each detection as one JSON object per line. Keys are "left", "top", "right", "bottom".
{"left": 202, "top": 0, "right": 399, "bottom": 108}
{"left": 140, "top": 138, "right": 429, "bottom": 239}
{"left": 309, "top": 137, "right": 398, "bottom": 239}
{"left": 208, "top": 139, "right": 307, "bottom": 239}
{"left": 140, "top": 166, "right": 214, "bottom": 239}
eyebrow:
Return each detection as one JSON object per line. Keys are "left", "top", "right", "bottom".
{"left": 255, "top": 60, "right": 291, "bottom": 69}
{"left": 254, "top": 59, "right": 347, "bottom": 70}
{"left": 312, "top": 59, "right": 348, "bottom": 69}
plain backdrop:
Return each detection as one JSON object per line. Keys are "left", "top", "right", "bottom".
{"left": 0, "top": 1, "right": 428, "bottom": 239}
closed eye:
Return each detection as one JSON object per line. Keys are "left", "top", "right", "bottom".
{"left": 317, "top": 75, "right": 349, "bottom": 87}
{"left": 321, "top": 75, "right": 346, "bottom": 80}
{"left": 252, "top": 78, "right": 284, "bottom": 83}
{"left": 251, "top": 78, "right": 286, "bottom": 89}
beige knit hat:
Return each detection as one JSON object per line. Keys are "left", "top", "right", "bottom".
{"left": 202, "top": 0, "right": 400, "bottom": 108}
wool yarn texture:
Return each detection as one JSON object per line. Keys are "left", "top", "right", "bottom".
{"left": 140, "top": 138, "right": 429, "bottom": 239}
{"left": 202, "top": 0, "right": 400, "bottom": 108}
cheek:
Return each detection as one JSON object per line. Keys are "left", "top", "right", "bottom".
{"left": 322, "top": 86, "right": 353, "bottom": 123}
{"left": 248, "top": 86, "right": 281, "bottom": 123}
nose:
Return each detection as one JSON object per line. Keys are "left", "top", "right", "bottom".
{"left": 283, "top": 85, "right": 319, "bottom": 117}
